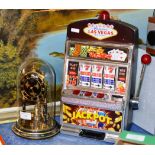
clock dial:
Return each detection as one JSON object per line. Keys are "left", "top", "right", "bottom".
{"left": 20, "top": 72, "right": 46, "bottom": 101}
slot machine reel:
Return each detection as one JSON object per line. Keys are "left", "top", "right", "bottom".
{"left": 12, "top": 58, "right": 60, "bottom": 139}
{"left": 130, "top": 54, "right": 152, "bottom": 110}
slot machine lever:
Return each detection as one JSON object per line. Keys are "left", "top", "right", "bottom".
{"left": 130, "top": 54, "right": 151, "bottom": 110}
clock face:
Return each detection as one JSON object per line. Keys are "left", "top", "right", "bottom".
{"left": 20, "top": 72, "right": 46, "bottom": 101}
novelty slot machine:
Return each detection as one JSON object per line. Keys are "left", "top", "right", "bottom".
{"left": 61, "top": 11, "right": 139, "bottom": 142}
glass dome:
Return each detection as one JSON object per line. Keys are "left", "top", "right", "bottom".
{"left": 12, "top": 57, "right": 60, "bottom": 139}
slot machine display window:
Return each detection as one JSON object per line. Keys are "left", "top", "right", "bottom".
{"left": 67, "top": 42, "right": 129, "bottom": 63}
{"left": 63, "top": 41, "right": 130, "bottom": 104}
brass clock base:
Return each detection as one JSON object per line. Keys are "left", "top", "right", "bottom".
{"left": 12, "top": 121, "right": 60, "bottom": 140}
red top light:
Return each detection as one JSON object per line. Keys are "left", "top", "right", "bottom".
{"left": 98, "top": 10, "right": 110, "bottom": 20}
{"left": 141, "top": 54, "right": 152, "bottom": 65}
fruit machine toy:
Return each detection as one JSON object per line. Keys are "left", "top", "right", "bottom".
{"left": 60, "top": 11, "right": 150, "bottom": 142}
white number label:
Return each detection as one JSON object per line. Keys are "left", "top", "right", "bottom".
{"left": 126, "top": 134, "right": 145, "bottom": 142}
{"left": 20, "top": 111, "right": 31, "bottom": 120}
{"left": 71, "top": 28, "right": 80, "bottom": 33}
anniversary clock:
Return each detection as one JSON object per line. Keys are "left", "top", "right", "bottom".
{"left": 12, "top": 57, "right": 60, "bottom": 139}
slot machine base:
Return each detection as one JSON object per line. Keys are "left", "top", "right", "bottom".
{"left": 61, "top": 125, "right": 119, "bottom": 143}
{"left": 12, "top": 120, "right": 60, "bottom": 140}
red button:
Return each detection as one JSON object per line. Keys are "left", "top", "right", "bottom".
{"left": 85, "top": 91, "right": 92, "bottom": 97}
{"left": 97, "top": 93, "right": 104, "bottom": 98}
{"left": 73, "top": 90, "right": 80, "bottom": 95}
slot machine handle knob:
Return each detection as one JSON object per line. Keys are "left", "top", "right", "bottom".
{"left": 141, "top": 54, "right": 152, "bottom": 65}
{"left": 98, "top": 10, "right": 110, "bottom": 20}
{"left": 130, "top": 54, "right": 152, "bottom": 110}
